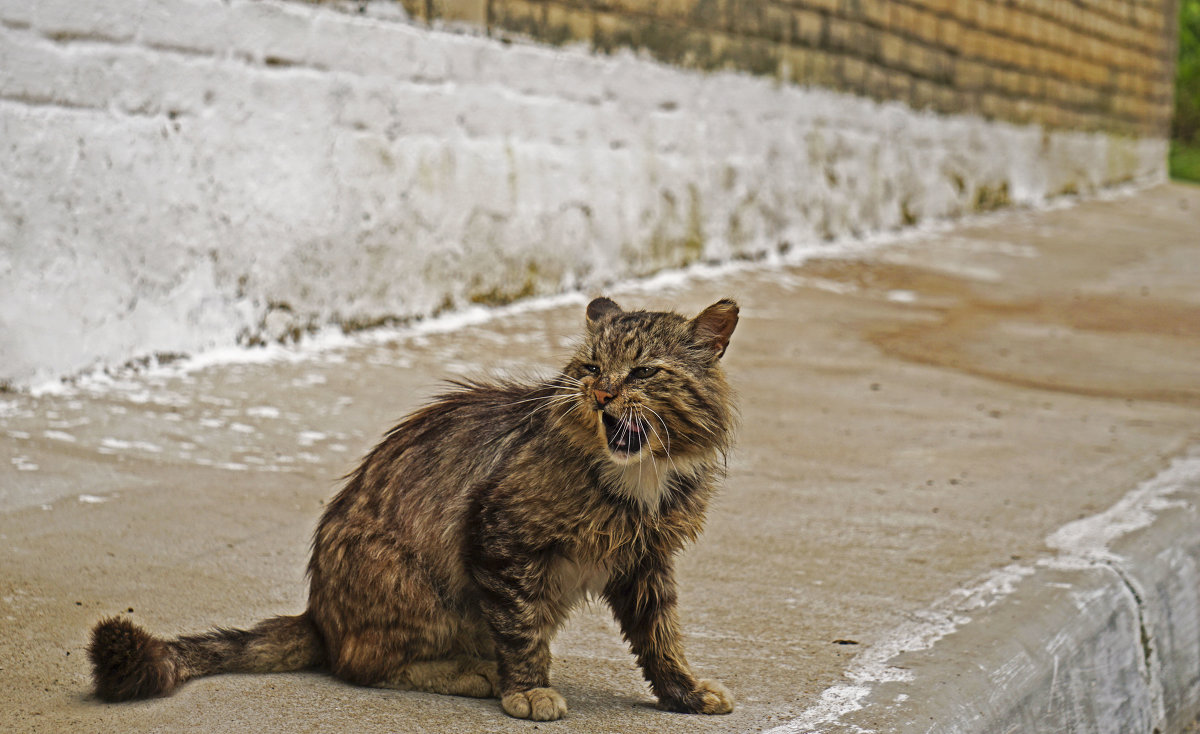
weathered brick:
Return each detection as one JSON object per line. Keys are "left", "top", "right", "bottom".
{"left": 912, "top": 78, "right": 939, "bottom": 110}
{"left": 800, "top": 0, "right": 839, "bottom": 14}
{"left": 826, "top": 16, "right": 856, "bottom": 50}
{"left": 653, "top": 0, "right": 699, "bottom": 18}
{"left": 780, "top": 43, "right": 814, "bottom": 81}
{"left": 841, "top": 53, "right": 867, "bottom": 89}
{"left": 792, "top": 7, "right": 824, "bottom": 46}
{"left": 396, "top": 0, "right": 428, "bottom": 22}
{"left": 491, "top": 0, "right": 546, "bottom": 41}
{"left": 860, "top": 0, "right": 889, "bottom": 27}
{"left": 543, "top": 3, "right": 594, "bottom": 45}
{"left": 811, "top": 50, "right": 845, "bottom": 88}
{"left": 906, "top": 42, "right": 939, "bottom": 78}
{"left": 762, "top": 3, "right": 793, "bottom": 43}
{"left": 936, "top": 16, "right": 962, "bottom": 50}
{"left": 880, "top": 32, "right": 903, "bottom": 65}
{"left": 467, "top": 0, "right": 1174, "bottom": 136}
{"left": 435, "top": 0, "right": 488, "bottom": 25}
{"left": 886, "top": 68, "right": 912, "bottom": 99}
{"left": 955, "top": 59, "right": 983, "bottom": 90}
{"left": 864, "top": 63, "right": 890, "bottom": 100}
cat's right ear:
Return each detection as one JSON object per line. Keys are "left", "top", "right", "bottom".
{"left": 586, "top": 297, "right": 622, "bottom": 329}
{"left": 691, "top": 298, "right": 739, "bottom": 359}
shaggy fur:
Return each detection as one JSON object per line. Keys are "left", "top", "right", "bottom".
{"left": 89, "top": 297, "right": 739, "bottom": 720}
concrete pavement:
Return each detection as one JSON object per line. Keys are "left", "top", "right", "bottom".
{"left": 2, "top": 183, "right": 1199, "bottom": 732}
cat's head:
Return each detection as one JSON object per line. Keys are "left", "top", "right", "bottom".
{"left": 562, "top": 297, "right": 738, "bottom": 464}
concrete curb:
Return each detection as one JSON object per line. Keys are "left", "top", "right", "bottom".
{"left": 772, "top": 451, "right": 1200, "bottom": 733}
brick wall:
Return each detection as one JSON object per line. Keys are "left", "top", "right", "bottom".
{"left": 395, "top": 0, "right": 1177, "bottom": 137}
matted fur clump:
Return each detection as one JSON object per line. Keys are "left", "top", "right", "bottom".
{"left": 89, "top": 297, "right": 740, "bottom": 721}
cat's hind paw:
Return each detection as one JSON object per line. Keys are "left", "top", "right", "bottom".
{"left": 501, "top": 687, "right": 568, "bottom": 721}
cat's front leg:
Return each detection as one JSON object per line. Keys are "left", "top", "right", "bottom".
{"left": 604, "top": 558, "right": 734, "bottom": 715}
{"left": 473, "top": 565, "right": 568, "bottom": 721}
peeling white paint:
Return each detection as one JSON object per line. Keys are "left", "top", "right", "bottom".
{"left": 0, "top": 0, "right": 1166, "bottom": 391}
{"left": 771, "top": 449, "right": 1200, "bottom": 733}
{"left": 1044, "top": 454, "right": 1200, "bottom": 567}
{"left": 766, "top": 564, "right": 1034, "bottom": 733}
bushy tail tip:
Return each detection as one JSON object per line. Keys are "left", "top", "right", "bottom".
{"left": 88, "top": 616, "right": 180, "bottom": 702}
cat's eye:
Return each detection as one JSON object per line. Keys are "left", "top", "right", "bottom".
{"left": 628, "top": 366, "right": 660, "bottom": 379}
{"left": 581, "top": 364, "right": 600, "bottom": 375}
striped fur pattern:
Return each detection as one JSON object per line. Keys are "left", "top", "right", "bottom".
{"left": 89, "top": 297, "right": 739, "bottom": 720}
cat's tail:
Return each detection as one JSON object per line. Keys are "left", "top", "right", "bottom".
{"left": 88, "top": 612, "right": 325, "bottom": 702}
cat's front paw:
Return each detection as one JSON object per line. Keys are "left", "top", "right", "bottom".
{"left": 659, "top": 679, "right": 735, "bottom": 715}
{"left": 501, "top": 687, "right": 568, "bottom": 721}
{"left": 692, "top": 679, "right": 734, "bottom": 714}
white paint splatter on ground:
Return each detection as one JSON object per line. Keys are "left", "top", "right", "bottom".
{"left": 98, "top": 438, "right": 163, "bottom": 453}
{"left": 11, "top": 457, "right": 38, "bottom": 472}
{"left": 297, "top": 431, "right": 326, "bottom": 447}
{"left": 884, "top": 290, "right": 918, "bottom": 303}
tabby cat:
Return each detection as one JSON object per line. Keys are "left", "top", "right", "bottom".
{"left": 89, "top": 296, "right": 739, "bottom": 721}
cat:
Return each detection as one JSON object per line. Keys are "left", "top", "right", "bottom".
{"left": 89, "top": 296, "right": 739, "bottom": 721}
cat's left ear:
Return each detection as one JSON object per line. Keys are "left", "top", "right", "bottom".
{"left": 586, "top": 297, "right": 622, "bottom": 329}
{"left": 691, "top": 299, "right": 739, "bottom": 359}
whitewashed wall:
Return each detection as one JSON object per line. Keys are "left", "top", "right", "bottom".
{"left": 0, "top": 0, "right": 1167, "bottom": 389}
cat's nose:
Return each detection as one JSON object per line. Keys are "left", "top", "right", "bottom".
{"left": 593, "top": 388, "right": 614, "bottom": 407}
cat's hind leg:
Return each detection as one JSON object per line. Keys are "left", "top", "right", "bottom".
{"left": 375, "top": 657, "right": 500, "bottom": 698}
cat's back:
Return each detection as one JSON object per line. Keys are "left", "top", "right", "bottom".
{"left": 325, "top": 379, "right": 559, "bottom": 521}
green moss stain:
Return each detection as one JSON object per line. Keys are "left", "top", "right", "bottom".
{"left": 622, "top": 184, "right": 706, "bottom": 275}
{"left": 685, "top": 183, "right": 705, "bottom": 262}
{"left": 1056, "top": 180, "right": 1081, "bottom": 197}
{"left": 973, "top": 181, "right": 1010, "bottom": 212}
{"left": 1104, "top": 132, "right": 1139, "bottom": 184}
{"left": 467, "top": 261, "right": 541, "bottom": 306}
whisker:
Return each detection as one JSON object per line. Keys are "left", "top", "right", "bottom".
{"left": 521, "top": 395, "right": 579, "bottom": 423}
{"left": 548, "top": 398, "right": 589, "bottom": 436}
{"left": 639, "top": 405, "right": 673, "bottom": 457}
{"left": 642, "top": 412, "right": 661, "bottom": 489}
{"left": 499, "top": 393, "right": 573, "bottom": 409}
{"left": 637, "top": 406, "right": 680, "bottom": 476}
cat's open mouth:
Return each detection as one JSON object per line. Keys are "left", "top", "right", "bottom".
{"left": 601, "top": 412, "right": 649, "bottom": 456}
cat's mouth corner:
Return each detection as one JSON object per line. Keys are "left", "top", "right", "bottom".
{"left": 600, "top": 412, "right": 649, "bottom": 456}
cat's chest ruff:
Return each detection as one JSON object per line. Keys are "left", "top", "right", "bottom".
{"left": 602, "top": 452, "right": 707, "bottom": 512}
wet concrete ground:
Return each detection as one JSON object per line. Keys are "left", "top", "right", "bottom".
{"left": 2, "top": 183, "right": 1198, "bottom": 732}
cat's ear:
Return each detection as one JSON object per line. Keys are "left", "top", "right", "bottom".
{"left": 586, "top": 297, "right": 622, "bottom": 328}
{"left": 691, "top": 299, "right": 739, "bottom": 359}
